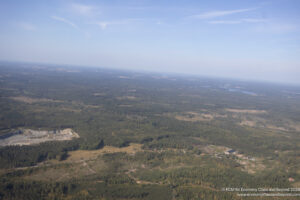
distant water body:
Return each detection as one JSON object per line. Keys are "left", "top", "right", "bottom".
{"left": 227, "top": 88, "right": 257, "bottom": 96}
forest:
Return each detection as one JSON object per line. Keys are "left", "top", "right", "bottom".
{"left": 0, "top": 62, "right": 300, "bottom": 199}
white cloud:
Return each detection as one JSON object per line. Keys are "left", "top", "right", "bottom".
{"left": 93, "top": 19, "right": 143, "bottom": 30}
{"left": 209, "top": 18, "right": 267, "bottom": 24}
{"left": 208, "top": 20, "right": 241, "bottom": 24}
{"left": 96, "top": 22, "right": 108, "bottom": 29}
{"left": 243, "top": 18, "right": 267, "bottom": 23}
{"left": 156, "top": 20, "right": 163, "bottom": 25}
{"left": 51, "top": 16, "right": 91, "bottom": 38}
{"left": 94, "top": 21, "right": 125, "bottom": 30}
{"left": 19, "top": 22, "right": 36, "bottom": 31}
{"left": 71, "top": 3, "right": 97, "bottom": 16}
{"left": 51, "top": 16, "right": 78, "bottom": 29}
{"left": 190, "top": 8, "right": 256, "bottom": 19}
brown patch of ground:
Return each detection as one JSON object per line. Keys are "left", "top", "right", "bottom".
{"left": 202, "top": 145, "right": 230, "bottom": 154}
{"left": 174, "top": 112, "right": 214, "bottom": 122}
{"left": 9, "top": 96, "right": 63, "bottom": 104}
{"left": 23, "top": 144, "right": 142, "bottom": 182}
{"left": 292, "top": 181, "right": 300, "bottom": 187}
{"left": 202, "top": 144, "right": 265, "bottom": 174}
{"left": 266, "top": 124, "right": 289, "bottom": 132}
{"left": 235, "top": 154, "right": 265, "bottom": 174}
{"left": 24, "top": 167, "right": 74, "bottom": 182}
{"left": 239, "top": 117, "right": 297, "bottom": 132}
{"left": 70, "top": 101, "right": 101, "bottom": 109}
{"left": 239, "top": 120, "right": 257, "bottom": 127}
{"left": 0, "top": 169, "right": 7, "bottom": 176}
{"left": 286, "top": 121, "right": 300, "bottom": 132}
{"left": 24, "top": 159, "right": 105, "bottom": 182}
{"left": 117, "top": 96, "right": 137, "bottom": 100}
{"left": 66, "top": 143, "right": 143, "bottom": 162}
{"left": 225, "top": 108, "right": 267, "bottom": 114}
{"left": 126, "top": 169, "right": 159, "bottom": 185}
{"left": 230, "top": 111, "right": 299, "bottom": 132}
{"left": 9, "top": 96, "right": 101, "bottom": 110}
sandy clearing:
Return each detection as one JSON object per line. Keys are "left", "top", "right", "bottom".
{"left": 225, "top": 108, "right": 267, "bottom": 114}
{"left": 0, "top": 128, "right": 79, "bottom": 146}
{"left": 239, "top": 120, "right": 257, "bottom": 127}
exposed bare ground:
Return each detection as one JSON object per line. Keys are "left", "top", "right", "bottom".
{"left": 235, "top": 154, "right": 265, "bottom": 174}
{"left": 227, "top": 109, "right": 300, "bottom": 132}
{"left": 266, "top": 124, "right": 289, "bottom": 132}
{"left": 126, "top": 169, "right": 158, "bottom": 185}
{"left": 202, "top": 145, "right": 230, "bottom": 154}
{"left": 24, "top": 167, "right": 73, "bottom": 182}
{"left": 292, "top": 181, "right": 300, "bottom": 187}
{"left": 22, "top": 144, "right": 143, "bottom": 182}
{"left": 0, "top": 129, "right": 79, "bottom": 146}
{"left": 116, "top": 96, "right": 137, "bottom": 100}
{"left": 285, "top": 121, "right": 300, "bottom": 132}
{"left": 8, "top": 96, "right": 101, "bottom": 110}
{"left": 118, "top": 76, "right": 131, "bottom": 79}
{"left": 93, "top": 93, "right": 106, "bottom": 96}
{"left": 24, "top": 160, "right": 99, "bottom": 182}
{"left": 170, "top": 111, "right": 227, "bottom": 123}
{"left": 174, "top": 112, "right": 214, "bottom": 122}
{"left": 9, "top": 96, "right": 63, "bottom": 104}
{"left": 238, "top": 116, "right": 300, "bottom": 132}
{"left": 239, "top": 120, "right": 257, "bottom": 127}
{"left": 225, "top": 108, "right": 267, "bottom": 114}
{"left": 202, "top": 144, "right": 265, "bottom": 174}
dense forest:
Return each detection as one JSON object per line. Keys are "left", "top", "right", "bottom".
{"left": 0, "top": 62, "right": 299, "bottom": 199}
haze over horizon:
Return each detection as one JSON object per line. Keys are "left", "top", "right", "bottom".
{"left": 0, "top": 0, "right": 300, "bottom": 84}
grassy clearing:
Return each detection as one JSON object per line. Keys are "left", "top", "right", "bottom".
{"left": 66, "top": 143, "right": 143, "bottom": 162}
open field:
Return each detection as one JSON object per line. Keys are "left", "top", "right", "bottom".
{"left": 225, "top": 108, "right": 267, "bottom": 114}
{"left": 9, "top": 96, "right": 63, "bottom": 104}
{"left": 66, "top": 143, "right": 143, "bottom": 162}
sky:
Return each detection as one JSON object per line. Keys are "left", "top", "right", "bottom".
{"left": 0, "top": 0, "right": 300, "bottom": 84}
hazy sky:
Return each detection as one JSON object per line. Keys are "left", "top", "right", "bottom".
{"left": 0, "top": 0, "right": 300, "bottom": 84}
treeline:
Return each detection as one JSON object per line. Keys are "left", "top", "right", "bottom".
{"left": 0, "top": 180, "right": 77, "bottom": 200}
{"left": 134, "top": 166, "right": 292, "bottom": 189}
{"left": 2, "top": 178, "right": 297, "bottom": 200}
{"left": 0, "top": 140, "right": 80, "bottom": 168}
{"left": 0, "top": 179, "right": 173, "bottom": 200}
